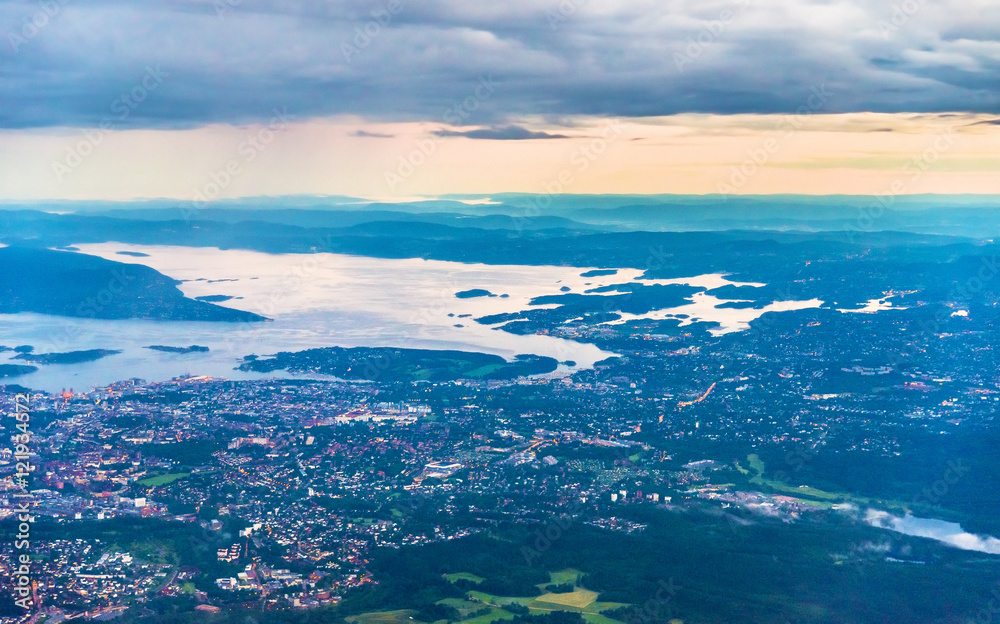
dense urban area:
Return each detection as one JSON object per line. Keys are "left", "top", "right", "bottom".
{"left": 4, "top": 293, "right": 1000, "bottom": 624}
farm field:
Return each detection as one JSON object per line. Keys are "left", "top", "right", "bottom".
{"left": 137, "top": 472, "right": 190, "bottom": 486}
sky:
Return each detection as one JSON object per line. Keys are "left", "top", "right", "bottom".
{"left": 1, "top": 0, "right": 998, "bottom": 200}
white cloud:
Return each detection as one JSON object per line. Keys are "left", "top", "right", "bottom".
{"left": 866, "top": 509, "right": 1000, "bottom": 555}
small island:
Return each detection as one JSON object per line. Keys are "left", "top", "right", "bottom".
{"left": 116, "top": 251, "right": 150, "bottom": 257}
{"left": 580, "top": 269, "right": 618, "bottom": 277}
{"left": 146, "top": 345, "right": 211, "bottom": 354}
{"left": 14, "top": 349, "right": 121, "bottom": 365}
{"left": 195, "top": 295, "right": 236, "bottom": 302}
{"left": 455, "top": 289, "right": 496, "bottom": 299}
{"left": 715, "top": 300, "right": 765, "bottom": 310}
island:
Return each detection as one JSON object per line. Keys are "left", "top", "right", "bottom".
{"left": 238, "top": 346, "right": 558, "bottom": 382}
{"left": 116, "top": 250, "right": 150, "bottom": 257}
{"left": 476, "top": 283, "right": 700, "bottom": 334}
{"left": 195, "top": 295, "right": 236, "bottom": 302}
{"left": 0, "top": 364, "right": 37, "bottom": 378}
{"left": 145, "top": 345, "right": 211, "bottom": 354}
{"left": 13, "top": 349, "right": 121, "bottom": 365}
{"left": 455, "top": 288, "right": 497, "bottom": 299}
{"left": 716, "top": 300, "right": 766, "bottom": 310}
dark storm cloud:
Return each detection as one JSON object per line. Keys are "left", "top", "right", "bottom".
{"left": 0, "top": 0, "right": 998, "bottom": 129}
{"left": 432, "top": 125, "right": 568, "bottom": 140}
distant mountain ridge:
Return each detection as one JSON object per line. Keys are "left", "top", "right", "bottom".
{"left": 2, "top": 199, "right": 999, "bottom": 315}
{"left": 4, "top": 193, "right": 999, "bottom": 237}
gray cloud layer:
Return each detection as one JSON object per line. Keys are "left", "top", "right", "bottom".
{"left": 432, "top": 125, "right": 568, "bottom": 140}
{"left": 1, "top": 0, "right": 998, "bottom": 129}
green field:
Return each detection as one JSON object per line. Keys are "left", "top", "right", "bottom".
{"left": 467, "top": 589, "right": 627, "bottom": 620}
{"left": 460, "top": 567, "right": 606, "bottom": 623}
{"left": 437, "top": 597, "right": 515, "bottom": 624}
{"left": 444, "top": 572, "right": 485, "bottom": 584}
{"left": 138, "top": 472, "right": 190, "bottom": 486}
{"left": 761, "top": 480, "right": 840, "bottom": 500}
{"left": 436, "top": 598, "right": 484, "bottom": 615}
{"left": 536, "top": 588, "right": 599, "bottom": 608}
{"left": 583, "top": 614, "right": 632, "bottom": 624}
{"left": 464, "top": 364, "right": 505, "bottom": 377}
{"left": 352, "top": 517, "right": 377, "bottom": 526}
{"left": 746, "top": 454, "right": 766, "bottom": 476}
{"left": 434, "top": 597, "right": 513, "bottom": 624}
{"left": 463, "top": 610, "right": 515, "bottom": 624}
{"left": 544, "top": 568, "right": 584, "bottom": 588}
{"left": 467, "top": 591, "right": 533, "bottom": 608}
{"left": 346, "top": 610, "right": 421, "bottom": 624}
{"left": 744, "top": 455, "right": 843, "bottom": 500}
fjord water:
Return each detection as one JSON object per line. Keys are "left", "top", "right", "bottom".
{"left": 1, "top": 244, "right": 816, "bottom": 392}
